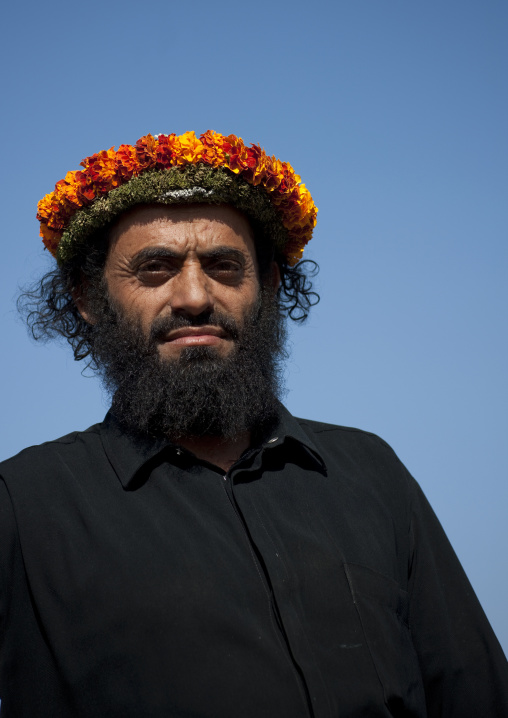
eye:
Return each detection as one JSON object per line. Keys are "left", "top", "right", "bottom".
{"left": 136, "top": 260, "right": 176, "bottom": 285}
{"left": 206, "top": 260, "right": 243, "bottom": 283}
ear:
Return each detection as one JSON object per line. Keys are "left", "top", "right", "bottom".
{"left": 71, "top": 287, "right": 97, "bottom": 325}
{"left": 267, "top": 261, "right": 281, "bottom": 295}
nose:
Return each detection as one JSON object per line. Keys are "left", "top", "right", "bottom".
{"left": 169, "top": 263, "right": 214, "bottom": 316}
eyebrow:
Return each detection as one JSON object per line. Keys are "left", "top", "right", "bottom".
{"left": 131, "top": 246, "right": 247, "bottom": 265}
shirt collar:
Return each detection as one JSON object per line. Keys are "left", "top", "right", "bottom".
{"left": 100, "top": 412, "right": 172, "bottom": 489}
{"left": 100, "top": 403, "right": 327, "bottom": 489}
{"left": 245, "top": 403, "right": 327, "bottom": 474}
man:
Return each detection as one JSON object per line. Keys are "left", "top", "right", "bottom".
{"left": 0, "top": 130, "right": 506, "bottom": 717}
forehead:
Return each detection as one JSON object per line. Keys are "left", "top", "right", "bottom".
{"left": 108, "top": 204, "right": 257, "bottom": 258}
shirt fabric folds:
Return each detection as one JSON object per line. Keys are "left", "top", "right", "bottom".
{"left": 0, "top": 406, "right": 507, "bottom": 717}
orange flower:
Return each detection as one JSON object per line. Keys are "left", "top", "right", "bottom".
{"left": 36, "top": 193, "right": 55, "bottom": 221}
{"left": 263, "top": 156, "right": 285, "bottom": 191}
{"left": 40, "top": 224, "right": 61, "bottom": 256}
{"left": 81, "top": 148, "right": 120, "bottom": 194}
{"left": 173, "top": 131, "right": 205, "bottom": 165}
{"left": 223, "top": 134, "right": 252, "bottom": 174}
{"left": 54, "top": 171, "right": 82, "bottom": 211}
{"left": 296, "top": 185, "right": 316, "bottom": 221}
{"left": 247, "top": 145, "right": 269, "bottom": 186}
{"left": 74, "top": 170, "right": 96, "bottom": 204}
{"left": 116, "top": 144, "right": 141, "bottom": 180}
{"left": 135, "top": 134, "right": 158, "bottom": 171}
{"left": 37, "top": 131, "right": 317, "bottom": 264}
{"left": 199, "top": 130, "right": 227, "bottom": 167}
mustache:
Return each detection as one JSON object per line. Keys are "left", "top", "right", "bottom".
{"left": 149, "top": 311, "right": 242, "bottom": 343}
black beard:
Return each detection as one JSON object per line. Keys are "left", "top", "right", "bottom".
{"left": 89, "top": 289, "right": 286, "bottom": 441}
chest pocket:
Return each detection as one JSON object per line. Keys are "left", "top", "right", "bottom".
{"left": 344, "top": 563, "right": 427, "bottom": 718}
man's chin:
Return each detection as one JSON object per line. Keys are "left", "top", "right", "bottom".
{"left": 93, "top": 288, "right": 284, "bottom": 439}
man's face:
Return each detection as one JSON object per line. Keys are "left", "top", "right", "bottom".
{"left": 103, "top": 204, "right": 266, "bottom": 361}
{"left": 78, "top": 203, "right": 284, "bottom": 439}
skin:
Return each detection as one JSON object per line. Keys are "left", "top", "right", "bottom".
{"left": 77, "top": 204, "right": 280, "bottom": 470}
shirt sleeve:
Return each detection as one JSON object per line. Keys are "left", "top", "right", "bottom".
{"left": 0, "top": 478, "right": 17, "bottom": 641}
{"left": 0, "top": 476, "right": 20, "bottom": 702}
{"left": 407, "top": 476, "right": 508, "bottom": 717}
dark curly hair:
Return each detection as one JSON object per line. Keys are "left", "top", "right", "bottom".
{"left": 19, "top": 219, "right": 319, "bottom": 369}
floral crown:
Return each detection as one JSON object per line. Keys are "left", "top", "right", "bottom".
{"left": 37, "top": 130, "right": 318, "bottom": 267}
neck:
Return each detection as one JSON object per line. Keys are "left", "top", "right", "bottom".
{"left": 176, "top": 432, "right": 252, "bottom": 473}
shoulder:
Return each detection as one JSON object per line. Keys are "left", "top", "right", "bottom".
{"left": 0, "top": 423, "right": 110, "bottom": 544}
{"left": 293, "top": 415, "right": 414, "bottom": 502}
{"left": 0, "top": 423, "right": 104, "bottom": 480}
{"left": 295, "top": 416, "right": 400, "bottom": 461}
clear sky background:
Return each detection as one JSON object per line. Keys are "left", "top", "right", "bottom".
{"left": 1, "top": 0, "right": 507, "bottom": 656}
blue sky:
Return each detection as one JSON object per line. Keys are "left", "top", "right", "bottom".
{"left": 1, "top": 0, "right": 507, "bottom": 654}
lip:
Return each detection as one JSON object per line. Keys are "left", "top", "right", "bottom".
{"left": 163, "top": 326, "right": 229, "bottom": 346}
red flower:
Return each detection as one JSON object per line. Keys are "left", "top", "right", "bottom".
{"left": 135, "top": 134, "right": 157, "bottom": 171}
{"left": 155, "top": 134, "right": 176, "bottom": 169}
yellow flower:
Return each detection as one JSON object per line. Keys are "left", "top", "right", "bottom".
{"left": 54, "top": 171, "right": 82, "bottom": 209}
{"left": 174, "top": 131, "right": 205, "bottom": 165}
{"left": 37, "top": 193, "right": 55, "bottom": 220}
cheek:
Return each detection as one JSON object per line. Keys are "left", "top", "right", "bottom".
{"left": 222, "top": 285, "right": 260, "bottom": 320}
{"left": 107, "top": 282, "right": 164, "bottom": 327}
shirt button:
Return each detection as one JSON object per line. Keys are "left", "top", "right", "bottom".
{"left": 175, "top": 449, "right": 182, "bottom": 456}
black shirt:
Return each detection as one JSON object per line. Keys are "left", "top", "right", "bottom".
{"left": 0, "top": 406, "right": 507, "bottom": 717}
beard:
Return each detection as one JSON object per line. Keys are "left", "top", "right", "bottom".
{"left": 88, "top": 287, "right": 286, "bottom": 441}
